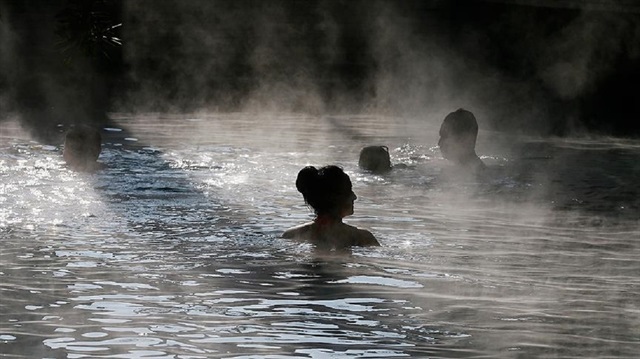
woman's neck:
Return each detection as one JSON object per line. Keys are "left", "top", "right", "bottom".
{"left": 314, "top": 214, "right": 342, "bottom": 227}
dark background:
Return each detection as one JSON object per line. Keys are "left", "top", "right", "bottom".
{"left": 2, "top": 0, "right": 640, "bottom": 142}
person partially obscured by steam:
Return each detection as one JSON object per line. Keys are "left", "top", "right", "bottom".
{"left": 438, "top": 109, "right": 486, "bottom": 173}
{"left": 358, "top": 145, "right": 392, "bottom": 174}
{"left": 283, "top": 165, "right": 380, "bottom": 251}
{"left": 63, "top": 126, "right": 103, "bottom": 172}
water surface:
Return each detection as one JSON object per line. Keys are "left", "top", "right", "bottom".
{"left": 1, "top": 114, "right": 639, "bottom": 358}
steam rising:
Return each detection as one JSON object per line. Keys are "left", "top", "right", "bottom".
{"left": 1, "top": 1, "right": 640, "bottom": 138}
{"left": 0, "top": 2, "right": 14, "bottom": 117}
{"left": 117, "top": 1, "right": 640, "bottom": 136}
{"left": 539, "top": 10, "right": 639, "bottom": 98}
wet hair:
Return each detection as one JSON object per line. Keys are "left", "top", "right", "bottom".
{"left": 64, "top": 126, "right": 102, "bottom": 163}
{"left": 359, "top": 146, "right": 391, "bottom": 173}
{"left": 440, "top": 108, "right": 478, "bottom": 138}
{"left": 295, "top": 165, "right": 352, "bottom": 215}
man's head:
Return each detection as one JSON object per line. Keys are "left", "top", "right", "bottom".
{"left": 438, "top": 109, "right": 479, "bottom": 163}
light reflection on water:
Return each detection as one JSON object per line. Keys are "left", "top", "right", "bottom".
{"left": 1, "top": 114, "right": 639, "bottom": 358}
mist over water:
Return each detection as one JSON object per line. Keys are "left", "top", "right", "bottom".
{"left": 1, "top": 1, "right": 640, "bottom": 358}
{"left": 3, "top": 0, "right": 640, "bottom": 138}
{"left": 115, "top": 0, "right": 640, "bottom": 135}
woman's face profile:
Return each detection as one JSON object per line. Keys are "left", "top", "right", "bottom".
{"left": 340, "top": 190, "right": 357, "bottom": 217}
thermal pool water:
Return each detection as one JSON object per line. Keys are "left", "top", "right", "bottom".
{"left": 1, "top": 114, "right": 639, "bottom": 358}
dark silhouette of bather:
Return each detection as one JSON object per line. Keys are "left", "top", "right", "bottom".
{"left": 283, "top": 165, "right": 380, "bottom": 249}
{"left": 438, "top": 108, "right": 486, "bottom": 173}
{"left": 63, "top": 125, "right": 103, "bottom": 172}
{"left": 358, "top": 145, "right": 392, "bottom": 173}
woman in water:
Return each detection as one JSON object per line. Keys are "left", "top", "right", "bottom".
{"left": 282, "top": 165, "right": 380, "bottom": 249}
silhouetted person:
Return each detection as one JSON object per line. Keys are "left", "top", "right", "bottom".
{"left": 358, "top": 145, "right": 391, "bottom": 173}
{"left": 438, "top": 109, "right": 486, "bottom": 172}
{"left": 63, "top": 126, "right": 103, "bottom": 172}
{"left": 283, "top": 165, "right": 380, "bottom": 250}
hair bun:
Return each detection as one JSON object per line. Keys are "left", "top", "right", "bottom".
{"left": 295, "top": 166, "right": 319, "bottom": 195}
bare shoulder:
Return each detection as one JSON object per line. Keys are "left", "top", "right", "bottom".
{"left": 343, "top": 225, "right": 379, "bottom": 247}
{"left": 282, "top": 223, "right": 313, "bottom": 240}
{"left": 359, "top": 229, "right": 380, "bottom": 247}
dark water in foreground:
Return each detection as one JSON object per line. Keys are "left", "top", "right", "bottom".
{"left": 1, "top": 114, "right": 639, "bottom": 358}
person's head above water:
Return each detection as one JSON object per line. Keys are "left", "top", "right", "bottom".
{"left": 296, "top": 165, "right": 356, "bottom": 219}
{"left": 358, "top": 146, "right": 391, "bottom": 173}
{"left": 63, "top": 126, "right": 102, "bottom": 171}
{"left": 283, "top": 165, "right": 379, "bottom": 248}
{"left": 438, "top": 108, "right": 484, "bottom": 168}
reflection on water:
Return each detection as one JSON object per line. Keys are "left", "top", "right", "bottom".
{"left": 1, "top": 114, "right": 639, "bottom": 358}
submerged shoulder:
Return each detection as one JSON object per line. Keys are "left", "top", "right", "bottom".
{"left": 67, "top": 161, "right": 106, "bottom": 173}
